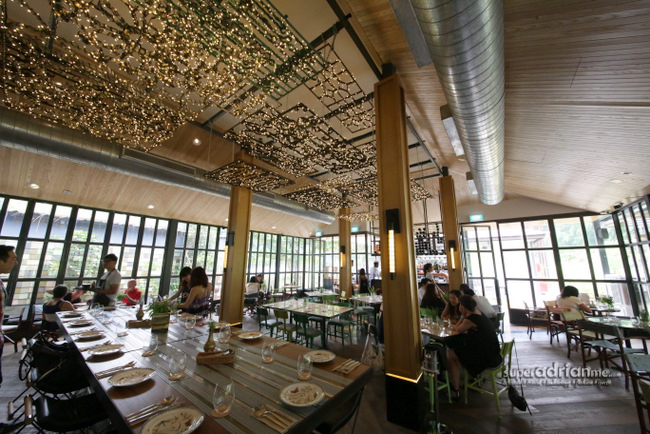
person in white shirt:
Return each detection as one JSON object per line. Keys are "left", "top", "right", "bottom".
{"left": 91, "top": 253, "right": 121, "bottom": 306}
{"left": 557, "top": 285, "right": 592, "bottom": 313}
{"left": 245, "top": 276, "right": 261, "bottom": 295}
{"left": 460, "top": 284, "right": 496, "bottom": 319}
{"left": 417, "top": 277, "right": 431, "bottom": 303}
{"left": 369, "top": 261, "right": 381, "bottom": 288}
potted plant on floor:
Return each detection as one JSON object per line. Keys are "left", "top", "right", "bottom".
{"left": 148, "top": 297, "right": 174, "bottom": 332}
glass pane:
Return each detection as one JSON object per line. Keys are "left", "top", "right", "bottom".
{"left": 205, "top": 251, "right": 215, "bottom": 275}
{"left": 625, "top": 208, "right": 638, "bottom": 243}
{"left": 125, "top": 216, "right": 141, "bottom": 245}
{"left": 590, "top": 248, "right": 625, "bottom": 280}
{"left": 477, "top": 226, "right": 492, "bottom": 251}
{"left": 151, "top": 248, "right": 164, "bottom": 277}
{"left": 186, "top": 224, "right": 197, "bottom": 248}
{"left": 635, "top": 204, "right": 648, "bottom": 243}
{"left": 462, "top": 227, "right": 477, "bottom": 251}
{"left": 635, "top": 245, "right": 648, "bottom": 283}
{"left": 532, "top": 280, "right": 560, "bottom": 307}
{"left": 564, "top": 281, "right": 594, "bottom": 301}
{"left": 466, "top": 252, "right": 481, "bottom": 278}
{"left": 208, "top": 227, "right": 218, "bottom": 250}
{"left": 528, "top": 250, "right": 557, "bottom": 279}
{"left": 266, "top": 234, "right": 274, "bottom": 252}
{"left": 584, "top": 214, "right": 618, "bottom": 246}
{"left": 559, "top": 249, "right": 591, "bottom": 279}
{"left": 121, "top": 246, "right": 136, "bottom": 276}
{"left": 626, "top": 247, "right": 638, "bottom": 281}
{"left": 216, "top": 250, "right": 224, "bottom": 272}
{"left": 480, "top": 252, "right": 496, "bottom": 278}
{"left": 196, "top": 250, "right": 206, "bottom": 268}
{"left": 41, "top": 242, "right": 64, "bottom": 278}
{"left": 137, "top": 248, "right": 152, "bottom": 276}
{"left": 147, "top": 278, "right": 161, "bottom": 301}
{"left": 176, "top": 223, "right": 187, "bottom": 248}
{"left": 498, "top": 222, "right": 524, "bottom": 249}
{"left": 524, "top": 220, "right": 552, "bottom": 248}
{"left": 198, "top": 225, "right": 208, "bottom": 249}
{"left": 618, "top": 213, "right": 630, "bottom": 244}
{"left": 1, "top": 199, "right": 28, "bottom": 237}
{"left": 84, "top": 245, "right": 103, "bottom": 278}
{"left": 73, "top": 209, "right": 93, "bottom": 241}
{"left": 251, "top": 233, "right": 259, "bottom": 252}
{"left": 596, "top": 282, "right": 633, "bottom": 317}
{"left": 554, "top": 217, "right": 585, "bottom": 247}
{"left": 50, "top": 206, "right": 71, "bottom": 240}
{"left": 66, "top": 243, "right": 87, "bottom": 278}
{"left": 643, "top": 201, "right": 650, "bottom": 239}
{"left": 12, "top": 281, "right": 35, "bottom": 304}
{"left": 21, "top": 241, "right": 44, "bottom": 278}
{"left": 35, "top": 280, "right": 57, "bottom": 304}
{"left": 155, "top": 220, "right": 168, "bottom": 247}
{"left": 111, "top": 214, "right": 127, "bottom": 244}
{"left": 92, "top": 211, "right": 109, "bottom": 242}
{"left": 506, "top": 280, "right": 533, "bottom": 309}
{"left": 28, "top": 203, "right": 53, "bottom": 239}
{"left": 218, "top": 230, "right": 226, "bottom": 250}
{"left": 642, "top": 244, "right": 650, "bottom": 283}
{"left": 142, "top": 218, "right": 156, "bottom": 246}
{"left": 502, "top": 251, "right": 529, "bottom": 278}
{"left": 213, "top": 276, "right": 223, "bottom": 300}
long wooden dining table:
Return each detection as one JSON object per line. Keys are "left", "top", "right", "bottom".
{"left": 56, "top": 306, "right": 371, "bottom": 433}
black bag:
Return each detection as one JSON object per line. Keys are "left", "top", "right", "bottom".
{"left": 508, "top": 385, "right": 528, "bottom": 412}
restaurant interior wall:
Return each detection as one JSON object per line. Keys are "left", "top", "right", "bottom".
{"left": 458, "top": 197, "right": 583, "bottom": 224}
{"left": 460, "top": 201, "right": 650, "bottom": 318}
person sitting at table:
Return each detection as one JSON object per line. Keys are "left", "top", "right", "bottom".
{"left": 168, "top": 267, "right": 192, "bottom": 304}
{"left": 441, "top": 290, "right": 463, "bottom": 324}
{"left": 557, "top": 285, "right": 592, "bottom": 313}
{"left": 417, "top": 277, "right": 432, "bottom": 303}
{"left": 358, "top": 268, "right": 370, "bottom": 294}
{"left": 178, "top": 266, "right": 212, "bottom": 317}
{"left": 42, "top": 284, "right": 75, "bottom": 331}
{"left": 460, "top": 284, "right": 497, "bottom": 320}
{"left": 63, "top": 287, "right": 86, "bottom": 304}
{"left": 446, "top": 295, "right": 502, "bottom": 399}
{"left": 421, "top": 283, "right": 447, "bottom": 314}
{"left": 121, "top": 279, "right": 142, "bottom": 306}
{"left": 245, "top": 276, "right": 261, "bottom": 295}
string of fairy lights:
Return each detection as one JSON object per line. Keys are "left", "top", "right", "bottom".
{"left": 204, "top": 159, "right": 294, "bottom": 192}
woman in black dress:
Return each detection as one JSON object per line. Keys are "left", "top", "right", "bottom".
{"left": 446, "top": 295, "right": 502, "bottom": 397}
{"left": 168, "top": 266, "right": 192, "bottom": 304}
{"left": 358, "top": 268, "right": 370, "bottom": 294}
{"left": 420, "top": 283, "right": 447, "bottom": 315}
{"left": 42, "top": 285, "right": 75, "bottom": 331}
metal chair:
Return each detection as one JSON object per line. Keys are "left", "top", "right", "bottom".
{"left": 294, "top": 313, "right": 321, "bottom": 348}
{"left": 543, "top": 300, "right": 564, "bottom": 345}
{"left": 523, "top": 302, "right": 548, "bottom": 339}
{"left": 20, "top": 393, "right": 108, "bottom": 433}
{"left": 256, "top": 307, "right": 278, "bottom": 338}
{"left": 327, "top": 303, "right": 353, "bottom": 348}
{"left": 273, "top": 309, "right": 297, "bottom": 342}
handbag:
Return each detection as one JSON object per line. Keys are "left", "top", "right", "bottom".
{"left": 507, "top": 341, "right": 532, "bottom": 415}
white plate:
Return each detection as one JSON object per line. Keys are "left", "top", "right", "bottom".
{"left": 108, "top": 368, "right": 155, "bottom": 387}
{"left": 304, "top": 350, "right": 335, "bottom": 364}
{"left": 280, "top": 382, "right": 325, "bottom": 407}
{"left": 61, "top": 312, "right": 83, "bottom": 318}
{"left": 88, "top": 344, "right": 124, "bottom": 356}
{"left": 239, "top": 331, "right": 264, "bottom": 340}
{"left": 141, "top": 407, "right": 203, "bottom": 434}
{"left": 75, "top": 331, "right": 105, "bottom": 341}
{"left": 69, "top": 320, "right": 94, "bottom": 327}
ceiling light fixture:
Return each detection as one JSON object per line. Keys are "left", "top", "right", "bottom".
{"left": 147, "top": 205, "right": 155, "bottom": 209}
{"left": 28, "top": 183, "right": 40, "bottom": 190}
{"left": 610, "top": 179, "right": 623, "bottom": 184}
{"left": 621, "top": 171, "right": 632, "bottom": 175}
{"left": 192, "top": 138, "right": 202, "bottom": 146}
{"left": 441, "top": 105, "right": 464, "bottom": 157}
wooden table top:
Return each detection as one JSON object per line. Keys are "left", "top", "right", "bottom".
{"left": 57, "top": 309, "right": 370, "bottom": 433}
{"left": 264, "top": 300, "right": 352, "bottom": 319}
{"left": 351, "top": 295, "right": 383, "bottom": 305}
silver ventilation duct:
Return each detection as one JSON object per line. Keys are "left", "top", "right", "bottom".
{"left": 0, "top": 108, "right": 335, "bottom": 224}
{"left": 408, "top": 0, "right": 505, "bottom": 205}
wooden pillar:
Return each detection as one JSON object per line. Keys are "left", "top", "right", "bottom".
{"left": 439, "top": 175, "right": 463, "bottom": 289}
{"left": 375, "top": 74, "right": 424, "bottom": 430}
{"left": 220, "top": 155, "right": 253, "bottom": 326}
{"left": 339, "top": 208, "right": 351, "bottom": 298}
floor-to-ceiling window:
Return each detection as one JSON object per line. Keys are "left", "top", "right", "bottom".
{"left": 246, "top": 231, "right": 278, "bottom": 291}
{"left": 617, "top": 196, "right": 650, "bottom": 312}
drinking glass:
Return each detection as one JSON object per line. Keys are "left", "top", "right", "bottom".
{"left": 115, "top": 321, "right": 128, "bottom": 337}
{"left": 297, "top": 354, "right": 313, "bottom": 381}
{"left": 211, "top": 380, "right": 235, "bottom": 418}
{"left": 217, "top": 323, "right": 231, "bottom": 344}
{"left": 143, "top": 335, "right": 158, "bottom": 357}
{"left": 261, "top": 340, "right": 276, "bottom": 364}
{"left": 169, "top": 310, "right": 178, "bottom": 324}
{"left": 91, "top": 303, "right": 101, "bottom": 316}
{"left": 185, "top": 316, "right": 196, "bottom": 330}
{"left": 168, "top": 350, "right": 186, "bottom": 380}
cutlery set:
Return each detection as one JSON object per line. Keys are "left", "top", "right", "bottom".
{"left": 80, "top": 340, "right": 112, "bottom": 352}
{"left": 333, "top": 359, "right": 361, "bottom": 374}
{"left": 94, "top": 361, "right": 136, "bottom": 379}
{"left": 252, "top": 404, "right": 294, "bottom": 432}
{"left": 126, "top": 395, "right": 180, "bottom": 427}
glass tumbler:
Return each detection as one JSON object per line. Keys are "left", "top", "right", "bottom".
{"left": 211, "top": 380, "right": 235, "bottom": 418}
{"left": 297, "top": 354, "right": 313, "bottom": 381}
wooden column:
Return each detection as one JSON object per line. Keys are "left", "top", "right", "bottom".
{"left": 220, "top": 155, "right": 253, "bottom": 326}
{"left": 338, "top": 208, "right": 351, "bottom": 298}
{"left": 439, "top": 174, "right": 463, "bottom": 289}
{"left": 375, "top": 74, "right": 424, "bottom": 430}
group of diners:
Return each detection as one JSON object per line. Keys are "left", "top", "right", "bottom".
{"left": 40, "top": 254, "right": 216, "bottom": 332}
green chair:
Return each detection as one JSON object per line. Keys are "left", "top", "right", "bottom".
{"left": 274, "top": 309, "right": 298, "bottom": 343}
{"left": 256, "top": 307, "right": 278, "bottom": 338}
{"left": 354, "top": 301, "right": 375, "bottom": 327}
{"left": 425, "top": 372, "right": 452, "bottom": 411}
{"left": 327, "top": 303, "right": 353, "bottom": 348}
{"left": 464, "top": 340, "right": 514, "bottom": 419}
{"left": 294, "top": 313, "right": 322, "bottom": 348}
{"left": 494, "top": 311, "right": 505, "bottom": 342}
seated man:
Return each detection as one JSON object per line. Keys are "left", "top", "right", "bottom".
{"left": 122, "top": 280, "right": 142, "bottom": 306}
{"left": 460, "top": 284, "right": 497, "bottom": 319}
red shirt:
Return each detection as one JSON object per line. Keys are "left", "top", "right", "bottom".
{"left": 122, "top": 287, "right": 142, "bottom": 306}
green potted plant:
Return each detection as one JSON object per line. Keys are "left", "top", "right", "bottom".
{"left": 148, "top": 297, "right": 174, "bottom": 332}
{"left": 640, "top": 310, "right": 649, "bottom": 323}
{"left": 598, "top": 296, "right": 614, "bottom": 308}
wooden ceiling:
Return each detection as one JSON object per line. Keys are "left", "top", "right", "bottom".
{"left": 2, "top": 0, "right": 649, "bottom": 238}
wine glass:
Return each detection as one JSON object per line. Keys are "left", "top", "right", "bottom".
{"left": 168, "top": 350, "right": 186, "bottom": 381}
{"left": 143, "top": 335, "right": 158, "bottom": 357}
{"left": 217, "top": 323, "right": 231, "bottom": 344}
{"left": 297, "top": 354, "right": 313, "bottom": 381}
{"left": 211, "top": 380, "right": 235, "bottom": 418}
{"left": 115, "top": 321, "right": 128, "bottom": 337}
{"left": 261, "top": 340, "right": 276, "bottom": 364}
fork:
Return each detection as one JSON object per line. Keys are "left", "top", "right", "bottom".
{"left": 80, "top": 340, "right": 112, "bottom": 352}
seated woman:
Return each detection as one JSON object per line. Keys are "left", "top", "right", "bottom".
{"left": 63, "top": 287, "right": 85, "bottom": 304}
{"left": 168, "top": 267, "right": 192, "bottom": 304}
{"left": 420, "top": 283, "right": 447, "bottom": 315}
{"left": 358, "top": 268, "right": 370, "bottom": 294}
{"left": 556, "top": 285, "right": 592, "bottom": 313}
{"left": 178, "top": 267, "right": 212, "bottom": 318}
{"left": 441, "top": 289, "right": 462, "bottom": 324}
{"left": 446, "top": 295, "right": 502, "bottom": 398}
{"left": 42, "top": 284, "right": 75, "bottom": 331}
{"left": 245, "top": 276, "right": 261, "bottom": 295}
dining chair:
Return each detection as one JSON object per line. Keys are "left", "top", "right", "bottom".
{"left": 256, "top": 307, "right": 278, "bottom": 338}
{"left": 353, "top": 300, "right": 374, "bottom": 328}
{"left": 294, "top": 313, "right": 322, "bottom": 348}
{"left": 560, "top": 309, "right": 595, "bottom": 359}
{"left": 327, "top": 303, "right": 353, "bottom": 348}
{"left": 273, "top": 309, "right": 297, "bottom": 343}
{"left": 626, "top": 354, "right": 650, "bottom": 433}
{"left": 543, "top": 300, "right": 564, "bottom": 345}
{"left": 523, "top": 302, "right": 548, "bottom": 339}
{"left": 494, "top": 312, "right": 505, "bottom": 342}
{"left": 464, "top": 340, "right": 514, "bottom": 419}
{"left": 577, "top": 319, "right": 646, "bottom": 390}
{"left": 22, "top": 393, "right": 108, "bottom": 433}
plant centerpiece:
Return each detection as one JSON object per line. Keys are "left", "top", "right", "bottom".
{"left": 148, "top": 297, "right": 173, "bottom": 332}
{"left": 598, "top": 296, "right": 615, "bottom": 308}
{"left": 640, "top": 310, "right": 649, "bottom": 324}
